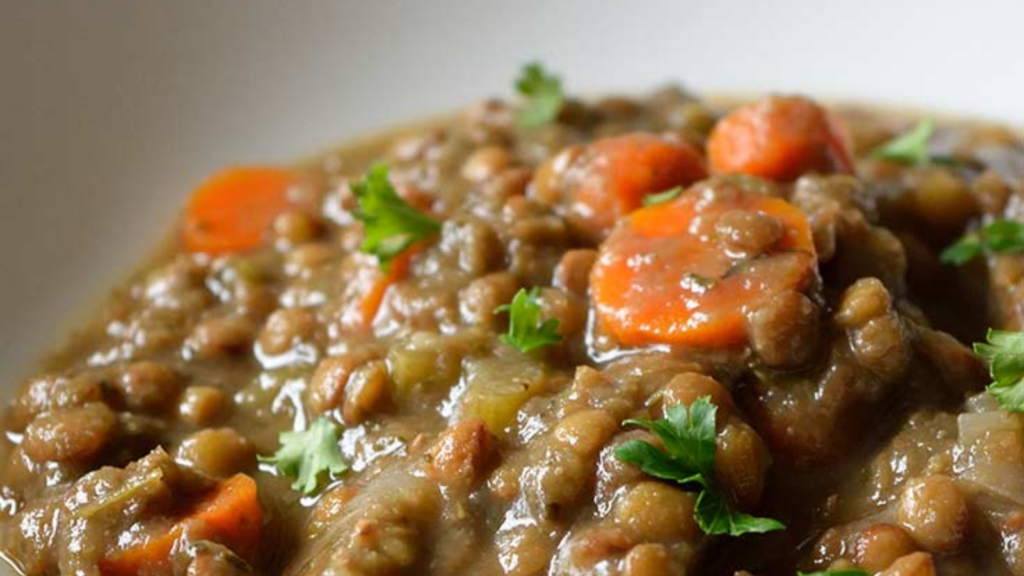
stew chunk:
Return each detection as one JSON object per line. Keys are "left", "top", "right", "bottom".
{"left": 591, "top": 179, "right": 817, "bottom": 347}
{"left": 708, "top": 95, "right": 854, "bottom": 180}
{"left": 531, "top": 133, "right": 707, "bottom": 241}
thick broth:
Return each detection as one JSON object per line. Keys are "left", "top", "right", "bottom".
{"left": 2, "top": 87, "right": 1024, "bottom": 576}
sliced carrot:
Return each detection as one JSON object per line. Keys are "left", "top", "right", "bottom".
{"left": 540, "top": 133, "right": 707, "bottom": 241}
{"left": 590, "top": 185, "right": 817, "bottom": 347}
{"left": 99, "top": 474, "right": 263, "bottom": 576}
{"left": 338, "top": 246, "right": 418, "bottom": 333}
{"left": 182, "top": 166, "right": 294, "bottom": 254}
{"left": 707, "top": 95, "right": 854, "bottom": 180}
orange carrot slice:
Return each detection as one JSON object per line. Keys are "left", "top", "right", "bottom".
{"left": 539, "top": 133, "right": 707, "bottom": 241}
{"left": 182, "top": 167, "right": 294, "bottom": 254}
{"left": 707, "top": 95, "right": 853, "bottom": 181}
{"left": 590, "top": 185, "right": 817, "bottom": 347}
{"left": 338, "top": 246, "right": 418, "bottom": 333}
{"left": 99, "top": 474, "right": 262, "bottom": 576}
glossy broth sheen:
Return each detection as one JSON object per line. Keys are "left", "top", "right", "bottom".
{"left": 2, "top": 86, "right": 1024, "bottom": 576}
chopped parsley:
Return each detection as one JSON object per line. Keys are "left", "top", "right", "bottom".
{"left": 870, "top": 118, "right": 958, "bottom": 166}
{"left": 514, "top": 62, "right": 564, "bottom": 129}
{"left": 614, "top": 397, "right": 785, "bottom": 536}
{"left": 975, "top": 329, "right": 1024, "bottom": 412}
{"left": 940, "top": 219, "right": 1024, "bottom": 265}
{"left": 797, "top": 570, "right": 869, "bottom": 576}
{"left": 643, "top": 186, "right": 684, "bottom": 207}
{"left": 494, "top": 287, "right": 562, "bottom": 353}
{"left": 351, "top": 163, "right": 441, "bottom": 270}
{"left": 258, "top": 417, "right": 349, "bottom": 495}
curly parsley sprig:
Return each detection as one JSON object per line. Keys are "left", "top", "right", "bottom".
{"left": 258, "top": 417, "right": 349, "bottom": 495}
{"left": 870, "top": 118, "right": 960, "bottom": 166}
{"left": 351, "top": 163, "right": 440, "bottom": 270}
{"left": 975, "top": 329, "right": 1024, "bottom": 412}
{"left": 614, "top": 397, "right": 785, "bottom": 536}
{"left": 494, "top": 287, "right": 562, "bottom": 353}
{"left": 514, "top": 62, "right": 565, "bottom": 129}
{"left": 941, "top": 219, "right": 1024, "bottom": 265}
{"left": 794, "top": 565, "right": 868, "bottom": 569}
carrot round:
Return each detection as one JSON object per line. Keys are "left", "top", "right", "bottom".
{"left": 536, "top": 133, "right": 707, "bottom": 241}
{"left": 590, "top": 184, "right": 817, "bottom": 347}
{"left": 99, "top": 474, "right": 262, "bottom": 576}
{"left": 182, "top": 166, "right": 294, "bottom": 254}
{"left": 707, "top": 95, "right": 853, "bottom": 180}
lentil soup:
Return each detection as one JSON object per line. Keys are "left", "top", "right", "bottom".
{"left": 3, "top": 69, "right": 1024, "bottom": 576}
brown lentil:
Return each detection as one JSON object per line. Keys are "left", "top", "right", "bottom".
{"left": 612, "top": 482, "right": 699, "bottom": 542}
{"left": 178, "top": 385, "right": 226, "bottom": 426}
{"left": 855, "top": 523, "right": 919, "bottom": 573}
{"left": 897, "top": 475, "right": 969, "bottom": 553}
{"left": 115, "top": 361, "right": 183, "bottom": 413}
{"left": 174, "top": 427, "right": 255, "bottom": 478}
{"left": 341, "top": 360, "right": 390, "bottom": 425}
{"left": 258, "top": 307, "right": 318, "bottom": 356}
{"left": 22, "top": 403, "right": 116, "bottom": 463}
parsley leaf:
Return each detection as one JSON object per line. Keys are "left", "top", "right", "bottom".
{"left": 940, "top": 233, "right": 985, "bottom": 265}
{"left": 258, "top": 417, "right": 349, "bottom": 495}
{"left": 493, "top": 287, "right": 562, "bottom": 353}
{"left": 624, "top": 399, "right": 716, "bottom": 478}
{"left": 614, "top": 439, "right": 703, "bottom": 485}
{"left": 940, "top": 219, "right": 1024, "bottom": 265}
{"left": 351, "top": 163, "right": 440, "bottom": 270}
{"left": 794, "top": 565, "right": 868, "bottom": 569}
{"left": 643, "top": 186, "right": 684, "bottom": 206}
{"left": 871, "top": 118, "right": 958, "bottom": 165}
{"left": 614, "top": 397, "right": 785, "bottom": 537}
{"left": 514, "top": 62, "right": 564, "bottom": 129}
{"left": 695, "top": 487, "right": 785, "bottom": 536}
{"left": 975, "top": 329, "right": 1024, "bottom": 412}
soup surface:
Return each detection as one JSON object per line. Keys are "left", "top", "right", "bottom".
{"left": 4, "top": 73, "right": 1024, "bottom": 576}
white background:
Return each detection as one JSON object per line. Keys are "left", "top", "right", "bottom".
{"left": 1, "top": 0, "right": 1022, "bottom": 402}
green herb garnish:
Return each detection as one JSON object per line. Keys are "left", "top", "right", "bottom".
{"left": 614, "top": 397, "right": 785, "bottom": 536}
{"left": 514, "top": 62, "right": 564, "bottom": 129}
{"left": 975, "top": 329, "right": 1024, "bottom": 412}
{"left": 870, "top": 118, "right": 958, "bottom": 166}
{"left": 352, "top": 163, "right": 441, "bottom": 270}
{"left": 494, "top": 287, "right": 562, "bottom": 353}
{"left": 941, "top": 219, "right": 1024, "bottom": 265}
{"left": 797, "top": 570, "right": 869, "bottom": 576}
{"left": 643, "top": 186, "right": 684, "bottom": 207}
{"left": 258, "top": 417, "right": 349, "bottom": 495}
